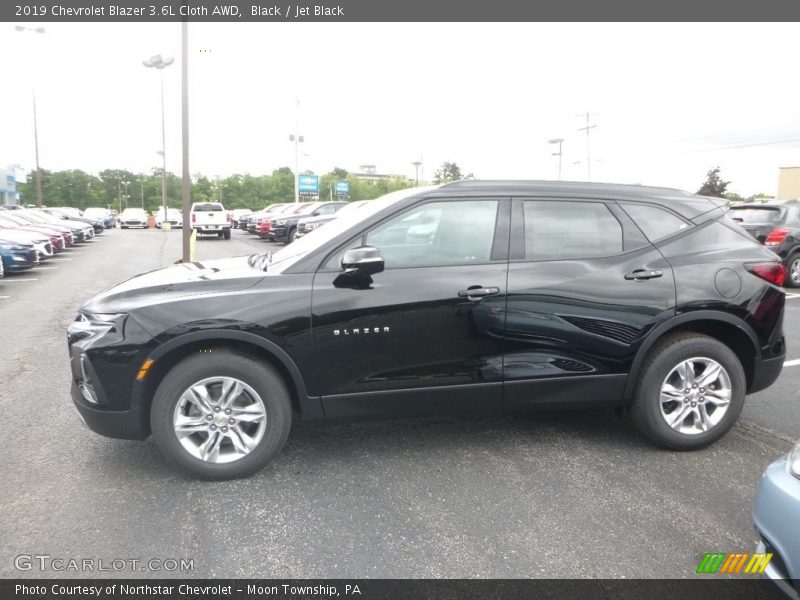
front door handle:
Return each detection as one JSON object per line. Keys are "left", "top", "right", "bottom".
{"left": 458, "top": 286, "right": 500, "bottom": 299}
{"left": 624, "top": 269, "right": 663, "bottom": 281}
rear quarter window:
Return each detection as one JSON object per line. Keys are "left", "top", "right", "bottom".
{"left": 620, "top": 203, "right": 691, "bottom": 242}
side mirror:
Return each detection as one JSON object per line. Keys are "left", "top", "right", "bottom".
{"left": 341, "top": 246, "right": 384, "bottom": 277}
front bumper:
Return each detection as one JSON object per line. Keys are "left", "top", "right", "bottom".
{"left": 67, "top": 314, "right": 154, "bottom": 440}
{"left": 71, "top": 381, "right": 148, "bottom": 440}
{"left": 753, "top": 455, "right": 800, "bottom": 597}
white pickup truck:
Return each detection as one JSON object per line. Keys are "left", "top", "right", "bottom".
{"left": 190, "top": 202, "right": 232, "bottom": 239}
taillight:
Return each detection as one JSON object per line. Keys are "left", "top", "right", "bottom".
{"left": 192, "top": 213, "right": 196, "bottom": 223}
{"left": 745, "top": 262, "right": 787, "bottom": 286}
{"left": 765, "top": 228, "right": 789, "bottom": 246}
{"left": 227, "top": 212, "right": 232, "bottom": 222}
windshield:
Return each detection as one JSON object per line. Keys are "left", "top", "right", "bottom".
{"left": 83, "top": 208, "right": 109, "bottom": 218}
{"left": 122, "top": 209, "right": 146, "bottom": 217}
{"left": 256, "top": 186, "right": 438, "bottom": 273}
{"left": 728, "top": 206, "right": 783, "bottom": 224}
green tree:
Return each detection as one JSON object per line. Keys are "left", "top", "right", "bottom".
{"left": 433, "top": 162, "right": 463, "bottom": 184}
{"left": 697, "top": 167, "right": 729, "bottom": 198}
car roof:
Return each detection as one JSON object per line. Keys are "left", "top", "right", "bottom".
{"left": 433, "top": 180, "right": 726, "bottom": 219}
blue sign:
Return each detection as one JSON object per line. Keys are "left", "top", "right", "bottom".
{"left": 298, "top": 175, "right": 319, "bottom": 195}
{"left": 335, "top": 181, "right": 350, "bottom": 196}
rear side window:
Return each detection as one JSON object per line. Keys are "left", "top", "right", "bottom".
{"left": 522, "top": 200, "right": 622, "bottom": 260}
{"left": 620, "top": 203, "right": 690, "bottom": 242}
{"left": 193, "top": 204, "right": 223, "bottom": 212}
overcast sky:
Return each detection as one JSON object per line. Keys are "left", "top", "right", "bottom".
{"left": 3, "top": 22, "right": 800, "bottom": 196}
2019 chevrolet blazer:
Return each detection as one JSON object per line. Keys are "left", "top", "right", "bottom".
{"left": 68, "top": 181, "right": 787, "bottom": 479}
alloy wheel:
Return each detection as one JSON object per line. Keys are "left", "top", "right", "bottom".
{"left": 172, "top": 376, "right": 267, "bottom": 463}
{"left": 658, "top": 357, "right": 732, "bottom": 435}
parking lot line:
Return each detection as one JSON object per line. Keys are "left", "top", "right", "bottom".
{"left": 785, "top": 293, "right": 800, "bottom": 299}
{"left": 0, "top": 296, "right": 10, "bottom": 299}
{"left": 784, "top": 358, "right": 800, "bottom": 367}
{"left": 1, "top": 278, "right": 38, "bottom": 282}
{"left": 34, "top": 266, "right": 58, "bottom": 270}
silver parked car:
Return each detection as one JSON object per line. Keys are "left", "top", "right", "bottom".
{"left": 753, "top": 437, "right": 800, "bottom": 599}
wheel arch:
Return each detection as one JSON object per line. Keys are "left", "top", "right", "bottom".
{"left": 133, "top": 330, "right": 322, "bottom": 434}
{"left": 624, "top": 311, "right": 760, "bottom": 403}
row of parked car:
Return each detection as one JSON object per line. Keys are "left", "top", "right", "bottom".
{"left": 238, "top": 200, "right": 370, "bottom": 243}
{"left": 0, "top": 206, "right": 109, "bottom": 277}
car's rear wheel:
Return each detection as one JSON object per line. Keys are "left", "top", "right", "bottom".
{"left": 223, "top": 229, "right": 231, "bottom": 240}
{"left": 629, "top": 333, "right": 745, "bottom": 450}
{"left": 150, "top": 350, "right": 292, "bottom": 479}
{"left": 786, "top": 252, "right": 800, "bottom": 288}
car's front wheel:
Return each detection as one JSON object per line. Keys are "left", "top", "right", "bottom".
{"left": 629, "top": 333, "right": 745, "bottom": 450}
{"left": 150, "top": 350, "right": 292, "bottom": 479}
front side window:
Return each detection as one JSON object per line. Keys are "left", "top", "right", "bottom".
{"left": 522, "top": 200, "right": 623, "bottom": 260}
{"left": 364, "top": 199, "right": 499, "bottom": 269}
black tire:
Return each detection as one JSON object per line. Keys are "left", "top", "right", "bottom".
{"left": 287, "top": 227, "right": 297, "bottom": 243}
{"left": 223, "top": 228, "right": 231, "bottom": 240}
{"left": 785, "top": 252, "right": 800, "bottom": 288}
{"left": 629, "top": 333, "right": 746, "bottom": 450}
{"left": 150, "top": 350, "right": 292, "bottom": 480}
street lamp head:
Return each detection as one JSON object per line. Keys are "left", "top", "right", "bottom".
{"left": 143, "top": 54, "right": 175, "bottom": 70}
{"left": 548, "top": 138, "right": 564, "bottom": 144}
{"left": 35, "top": 27, "right": 46, "bottom": 34}
{"left": 15, "top": 25, "right": 25, "bottom": 31}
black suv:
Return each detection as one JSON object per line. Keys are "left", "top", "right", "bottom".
{"left": 729, "top": 200, "right": 800, "bottom": 287}
{"left": 270, "top": 201, "right": 347, "bottom": 243}
{"left": 68, "top": 181, "right": 786, "bottom": 479}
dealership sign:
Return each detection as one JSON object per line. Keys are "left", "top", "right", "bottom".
{"left": 335, "top": 181, "right": 350, "bottom": 196}
{"left": 298, "top": 175, "right": 319, "bottom": 196}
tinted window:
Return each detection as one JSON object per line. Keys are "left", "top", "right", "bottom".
{"left": 522, "top": 201, "right": 622, "bottom": 260}
{"left": 621, "top": 203, "right": 691, "bottom": 241}
{"left": 315, "top": 204, "right": 337, "bottom": 216}
{"left": 728, "top": 207, "right": 783, "bottom": 224}
{"left": 365, "top": 200, "right": 499, "bottom": 269}
{"left": 193, "top": 203, "right": 223, "bottom": 212}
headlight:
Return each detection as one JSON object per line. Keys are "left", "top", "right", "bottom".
{"left": 307, "top": 222, "right": 320, "bottom": 230}
{"left": 790, "top": 439, "right": 800, "bottom": 479}
{"left": 78, "top": 312, "right": 125, "bottom": 324}
{"left": 275, "top": 219, "right": 287, "bottom": 226}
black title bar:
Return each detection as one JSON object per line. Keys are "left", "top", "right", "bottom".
{"left": 5, "top": 0, "right": 800, "bottom": 22}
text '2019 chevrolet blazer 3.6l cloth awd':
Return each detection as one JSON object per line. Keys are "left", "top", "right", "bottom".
{"left": 68, "top": 181, "right": 787, "bottom": 479}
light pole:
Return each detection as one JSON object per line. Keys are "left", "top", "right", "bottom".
{"left": 548, "top": 138, "right": 564, "bottom": 180}
{"left": 16, "top": 26, "right": 46, "bottom": 207}
{"left": 411, "top": 160, "right": 422, "bottom": 186}
{"left": 143, "top": 54, "right": 175, "bottom": 220}
{"left": 122, "top": 181, "right": 130, "bottom": 209}
{"left": 140, "top": 175, "right": 145, "bottom": 208}
{"left": 289, "top": 96, "right": 304, "bottom": 203}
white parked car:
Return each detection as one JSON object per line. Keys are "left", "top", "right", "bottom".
{"left": 119, "top": 208, "right": 148, "bottom": 229}
{"left": 156, "top": 208, "right": 183, "bottom": 229}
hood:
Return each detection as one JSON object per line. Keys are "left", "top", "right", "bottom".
{"left": 81, "top": 255, "right": 265, "bottom": 314}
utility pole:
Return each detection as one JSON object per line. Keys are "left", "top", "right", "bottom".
{"left": 548, "top": 138, "right": 564, "bottom": 180}
{"left": 577, "top": 112, "right": 598, "bottom": 182}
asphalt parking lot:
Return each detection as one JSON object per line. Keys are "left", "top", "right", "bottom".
{"left": 0, "top": 227, "right": 797, "bottom": 579}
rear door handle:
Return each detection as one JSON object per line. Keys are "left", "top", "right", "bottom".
{"left": 624, "top": 269, "right": 663, "bottom": 281}
{"left": 458, "top": 286, "right": 500, "bottom": 299}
